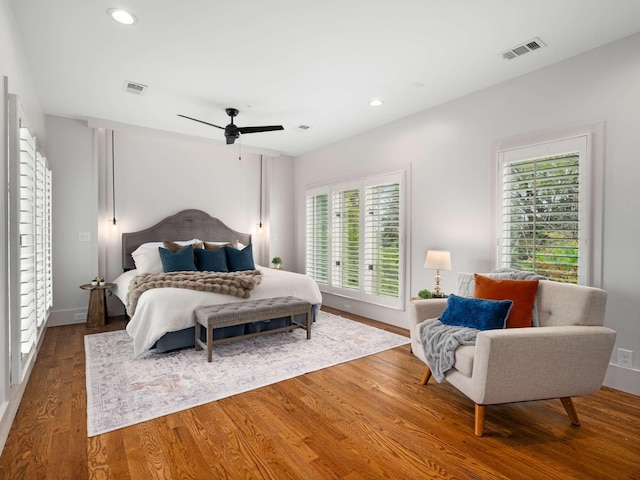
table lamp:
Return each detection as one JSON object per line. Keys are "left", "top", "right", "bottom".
{"left": 424, "top": 250, "right": 452, "bottom": 298}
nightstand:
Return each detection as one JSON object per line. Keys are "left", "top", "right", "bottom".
{"left": 80, "top": 283, "right": 115, "bottom": 327}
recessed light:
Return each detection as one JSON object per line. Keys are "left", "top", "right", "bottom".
{"left": 108, "top": 8, "right": 138, "bottom": 25}
{"left": 369, "top": 99, "right": 383, "bottom": 107}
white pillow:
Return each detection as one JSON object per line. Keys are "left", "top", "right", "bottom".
{"left": 131, "top": 239, "right": 200, "bottom": 273}
{"left": 131, "top": 248, "right": 162, "bottom": 274}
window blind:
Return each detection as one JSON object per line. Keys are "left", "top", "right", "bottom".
{"left": 305, "top": 171, "right": 405, "bottom": 309}
{"left": 331, "top": 188, "right": 360, "bottom": 291}
{"left": 9, "top": 94, "right": 52, "bottom": 384}
{"left": 501, "top": 154, "right": 580, "bottom": 283}
{"left": 305, "top": 193, "right": 329, "bottom": 284}
{"left": 19, "top": 126, "right": 37, "bottom": 356}
{"left": 364, "top": 181, "right": 400, "bottom": 298}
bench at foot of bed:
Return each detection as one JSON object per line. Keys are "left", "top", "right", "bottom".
{"left": 194, "top": 296, "right": 312, "bottom": 362}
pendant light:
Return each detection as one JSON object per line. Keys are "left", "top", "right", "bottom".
{"left": 258, "top": 155, "right": 263, "bottom": 232}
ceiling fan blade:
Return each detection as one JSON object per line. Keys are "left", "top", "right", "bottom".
{"left": 237, "top": 125, "right": 284, "bottom": 134}
{"left": 177, "top": 114, "right": 225, "bottom": 130}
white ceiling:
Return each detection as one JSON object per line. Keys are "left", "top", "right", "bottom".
{"left": 10, "top": 0, "right": 640, "bottom": 156}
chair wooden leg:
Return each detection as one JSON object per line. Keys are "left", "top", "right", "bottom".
{"left": 474, "top": 404, "right": 486, "bottom": 437}
{"left": 560, "top": 397, "right": 581, "bottom": 426}
{"left": 420, "top": 366, "right": 432, "bottom": 385}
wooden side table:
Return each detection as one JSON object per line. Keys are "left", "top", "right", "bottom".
{"left": 79, "top": 283, "right": 115, "bottom": 327}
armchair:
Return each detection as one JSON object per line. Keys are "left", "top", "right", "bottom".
{"left": 410, "top": 279, "right": 616, "bottom": 436}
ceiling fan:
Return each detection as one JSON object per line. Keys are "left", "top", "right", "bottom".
{"left": 178, "top": 108, "right": 284, "bottom": 145}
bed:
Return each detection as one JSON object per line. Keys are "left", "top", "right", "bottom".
{"left": 112, "top": 209, "right": 323, "bottom": 357}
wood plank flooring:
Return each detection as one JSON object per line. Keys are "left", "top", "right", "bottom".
{"left": 1, "top": 307, "right": 638, "bottom": 479}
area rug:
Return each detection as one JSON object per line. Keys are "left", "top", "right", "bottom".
{"left": 85, "top": 311, "right": 409, "bottom": 436}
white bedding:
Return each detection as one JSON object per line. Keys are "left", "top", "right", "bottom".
{"left": 113, "top": 266, "right": 323, "bottom": 357}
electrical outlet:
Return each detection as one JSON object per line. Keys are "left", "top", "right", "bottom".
{"left": 618, "top": 349, "right": 633, "bottom": 368}
{"left": 343, "top": 304, "right": 351, "bottom": 312}
{"left": 79, "top": 231, "right": 91, "bottom": 242}
{"left": 74, "top": 312, "right": 87, "bottom": 321}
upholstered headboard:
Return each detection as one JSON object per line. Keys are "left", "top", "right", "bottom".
{"left": 121, "top": 209, "right": 252, "bottom": 271}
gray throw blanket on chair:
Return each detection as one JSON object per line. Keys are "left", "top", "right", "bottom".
{"left": 419, "top": 318, "right": 479, "bottom": 383}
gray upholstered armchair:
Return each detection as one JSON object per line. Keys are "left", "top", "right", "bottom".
{"left": 410, "top": 279, "right": 616, "bottom": 436}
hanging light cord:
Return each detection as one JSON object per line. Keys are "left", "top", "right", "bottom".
{"left": 111, "top": 131, "right": 117, "bottom": 226}
{"left": 259, "top": 155, "right": 263, "bottom": 229}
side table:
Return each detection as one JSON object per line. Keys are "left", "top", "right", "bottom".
{"left": 79, "top": 283, "right": 116, "bottom": 327}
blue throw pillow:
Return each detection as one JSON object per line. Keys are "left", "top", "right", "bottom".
{"left": 158, "top": 244, "right": 197, "bottom": 272}
{"left": 225, "top": 244, "right": 255, "bottom": 271}
{"left": 439, "top": 294, "right": 512, "bottom": 331}
{"left": 195, "top": 247, "right": 228, "bottom": 272}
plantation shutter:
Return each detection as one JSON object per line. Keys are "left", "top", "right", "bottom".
{"left": 9, "top": 94, "right": 52, "bottom": 384}
{"left": 305, "top": 170, "right": 405, "bottom": 309}
{"left": 35, "top": 151, "right": 47, "bottom": 328}
{"left": 499, "top": 135, "right": 588, "bottom": 284}
{"left": 364, "top": 176, "right": 401, "bottom": 302}
{"left": 331, "top": 187, "right": 360, "bottom": 291}
{"left": 45, "top": 168, "right": 53, "bottom": 310}
{"left": 305, "top": 192, "right": 329, "bottom": 284}
{"left": 18, "top": 125, "right": 37, "bottom": 357}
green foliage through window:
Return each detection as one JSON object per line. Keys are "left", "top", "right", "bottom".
{"left": 501, "top": 153, "right": 580, "bottom": 283}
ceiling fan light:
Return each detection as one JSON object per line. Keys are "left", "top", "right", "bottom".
{"left": 108, "top": 8, "right": 138, "bottom": 25}
{"left": 369, "top": 98, "right": 384, "bottom": 107}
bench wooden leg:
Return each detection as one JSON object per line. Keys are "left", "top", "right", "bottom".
{"left": 420, "top": 366, "right": 432, "bottom": 385}
{"left": 560, "top": 397, "right": 580, "bottom": 426}
{"left": 195, "top": 324, "right": 202, "bottom": 351}
{"left": 207, "top": 325, "right": 213, "bottom": 362}
{"left": 306, "top": 310, "right": 311, "bottom": 339}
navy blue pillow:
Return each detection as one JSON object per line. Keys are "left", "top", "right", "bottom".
{"left": 158, "top": 244, "right": 197, "bottom": 272}
{"left": 225, "top": 244, "right": 255, "bottom": 271}
{"left": 195, "top": 247, "right": 228, "bottom": 272}
{"left": 439, "top": 294, "right": 512, "bottom": 331}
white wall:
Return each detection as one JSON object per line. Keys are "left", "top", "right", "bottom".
{"left": 0, "top": 0, "right": 46, "bottom": 454}
{"left": 294, "top": 33, "right": 640, "bottom": 394}
{"left": 46, "top": 116, "right": 98, "bottom": 326}
{"left": 266, "top": 155, "right": 295, "bottom": 269}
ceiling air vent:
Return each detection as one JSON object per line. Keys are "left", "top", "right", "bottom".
{"left": 123, "top": 81, "right": 148, "bottom": 95}
{"left": 501, "top": 37, "right": 546, "bottom": 60}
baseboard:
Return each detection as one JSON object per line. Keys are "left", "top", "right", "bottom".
{"left": 47, "top": 308, "right": 87, "bottom": 327}
{"left": 604, "top": 363, "right": 640, "bottom": 396}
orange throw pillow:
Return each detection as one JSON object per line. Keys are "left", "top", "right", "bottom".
{"left": 473, "top": 274, "right": 539, "bottom": 328}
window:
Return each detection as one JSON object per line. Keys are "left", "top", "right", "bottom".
{"left": 306, "top": 171, "right": 404, "bottom": 309}
{"left": 305, "top": 193, "right": 329, "bottom": 284}
{"left": 497, "top": 136, "right": 590, "bottom": 284}
{"left": 8, "top": 94, "right": 52, "bottom": 384}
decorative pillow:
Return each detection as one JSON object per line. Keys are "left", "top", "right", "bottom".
{"left": 131, "top": 247, "right": 163, "bottom": 274}
{"left": 195, "top": 247, "right": 229, "bottom": 272}
{"left": 132, "top": 239, "right": 200, "bottom": 274}
{"left": 204, "top": 240, "right": 238, "bottom": 251}
{"left": 162, "top": 239, "right": 203, "bottom": 252}
{"left": 456, "top": 272, "right": 514, "bottom": 298}
{"left": 225, "top": 244, "right": 255, "bottom": 271}
{"left": 473, "top": 274, "right": 539, "bottom": 328}
{"left": 158, "top": 245, "right": 197, "bottom": 272}
{"left": 439, "top": 294, "right": 512, "bottom": 331}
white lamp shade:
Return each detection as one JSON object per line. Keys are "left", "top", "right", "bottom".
{"left": 424, "top": 250, "right": 452, "bottom": 270}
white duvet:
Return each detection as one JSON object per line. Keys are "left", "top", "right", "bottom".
{"left": 113, "top": 266, "right": 323, "bottom": 357}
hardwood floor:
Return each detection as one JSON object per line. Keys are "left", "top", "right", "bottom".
{"left": 1, "top": 307, "right": 639, "bottom": 479}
